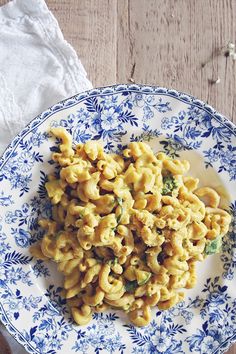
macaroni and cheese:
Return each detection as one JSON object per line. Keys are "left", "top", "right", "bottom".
{"left": 30, "top": 127, "right": 231, "bottom": 327}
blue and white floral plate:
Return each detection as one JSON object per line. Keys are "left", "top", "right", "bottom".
{"left": 0, "top": 84, "right": 235, "bottom": 354}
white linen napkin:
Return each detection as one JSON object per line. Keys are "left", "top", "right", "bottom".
{"left": 0, "top": 0, "right": 92, "bottom": 352}
{"left": 0, "top": 0, "right": 92, "bottom": 156}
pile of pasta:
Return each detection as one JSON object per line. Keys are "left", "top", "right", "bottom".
{"left": 30, "top": 127, "right": 231, "bottom": 327}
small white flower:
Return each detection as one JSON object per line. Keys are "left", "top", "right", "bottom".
{"left": 201, "top": 336, "right": 219, "bottom": 352}
{"left": 98, "top": 318, "right": 115, "bottom": 335}
{"left": 227, "top": 42, "right": 236, "bottom": 60}
{"left": 18, "top": 151, "right": 34, "bottom": 173}
{"left": 100, "top": 107, "right": 120, "bottom": 131}
{"left": 152, "top": 332, "right": 171, "bottom": 352}
{"left": 211, "top": 77, "right": 221, "bottom": 84}
{"left": 228, "top": 42, "right": 235, "bottom": 50}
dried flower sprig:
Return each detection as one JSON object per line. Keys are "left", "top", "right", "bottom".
{"left": 225, "top": 42, "right": 236, "bottom": 60}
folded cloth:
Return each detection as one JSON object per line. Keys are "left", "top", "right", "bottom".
{"left": 0, "top": 0, "right": 92, "bottom": 352}
{"left": 0, "top": 0, "right": 92, "bottom": 156}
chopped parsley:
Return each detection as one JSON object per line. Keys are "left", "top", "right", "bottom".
{"left": 162, "top": 175, "right": 178, "bottom": 195}
{"left": 55, "top": 231, "right": 64, "bottom": 240}
{"left": 125, "top": 280, "right": 138, "bottom": 293}
{"left": 107, "top": 258, "right": 118, "bottom": 266}
{"left": 204, "top": 235, "right": 222, "bottom": 255}
{"left": 117, "top": 212, "right": 123, "bottom": 223}
{"left": 79, "top": 211, "right": 85, "bottom": 218}
{"left": 135, "top": 270, "right": 151, "bottom": 285}
{"left": 117, "top": 197, "right": 123, "bottom": 206}
{"left": 182, "top": 238, "right": 188, "bottom": 247}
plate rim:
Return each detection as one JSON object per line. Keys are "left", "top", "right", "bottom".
{"left": 0, "top": 83, "right": 235, "bottom": 354}
{"left": 1, "top": 83, "right": 235, "bottom": 170}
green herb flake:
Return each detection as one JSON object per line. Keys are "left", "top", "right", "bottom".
{"left": 117, "top": 210, "right": 123, "bottom": 223}
{"left": 55, "top": 231, "right": 64, "bottom": 240}
{"left": 109, "top": 199, "right": 116, "bottom": 208}
{"left": 182, "top": 238, "right": 188, "bottom": 247}
{"left": 137, "top": 272, "right": 151, "bottom": 286}
{"left": 117, "top": 197, "right": 123, "bottom": 206}
{"left": 125, "top": 280, "right": 138, "bottom": 293}
{"left": 116, "top": 197, "right": 123, "bottom": 223}
{"left": 204, "top": 235, "right": 222, "bottom": 255}
{"left": 179, "top": 256, "right": 186, "bottom": 262}
{"left": 107, "top": 257, "right": 118, "bottom": 267}
{"left": 79, "top": 210, "right": 85, "bottom": 218}
{"left": 162, "top": 175, "right": 178, "bottom": 195}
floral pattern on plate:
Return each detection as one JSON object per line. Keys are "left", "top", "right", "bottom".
{"left": 0, "top": 84, "right": 235, "bottom": 354}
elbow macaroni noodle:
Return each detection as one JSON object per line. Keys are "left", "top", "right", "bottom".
{"left": 30, "top": 127, "right": 232, "bottom": 327}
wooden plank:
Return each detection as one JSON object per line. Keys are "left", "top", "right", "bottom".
{"left": 228, "top": 345, "right": 236, "bottom": 354}
{"left": 117, "top": 0, "right": 236, "bottom": 123}
{"left": 46, "top": 0, "right": 117, "bottom": 87}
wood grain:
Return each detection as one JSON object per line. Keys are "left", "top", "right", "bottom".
{"left": 46, "top": 0, "right": 117, "bottom": 86}
{"left": 116, "top": 0, "right": 236, "bottom": 123}
{"left": 0, "top": 0, "right": 235, "bottom": 353}
{"left": 0, "top": 331, "right": 11, "bottom": 354}
{"left": 45, "top": 0, "right": 236, "bottom": 123}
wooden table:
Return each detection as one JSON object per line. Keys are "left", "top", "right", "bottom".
{"left": 47, "top": 0, "right": 236, "bottom": 125}
{"left": 0, "top": 0, "right": 235, "bottom": 353}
